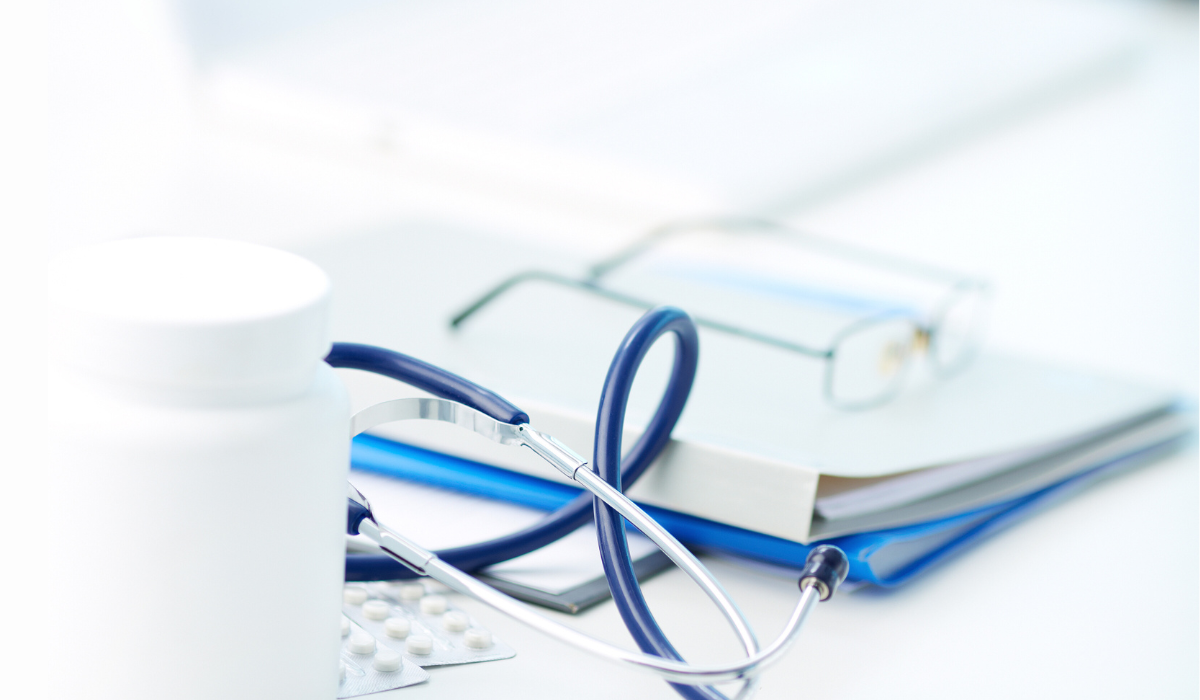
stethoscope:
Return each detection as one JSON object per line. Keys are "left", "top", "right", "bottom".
{"left": 331, "top": 306, "right": 848, "bottom": 699}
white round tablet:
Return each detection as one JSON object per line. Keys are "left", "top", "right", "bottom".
{"left": 372, "top": 649, "right": 403, "bottom": 673}
{"left": 463, "top": 628, "right": 493, "bottom": 650}
{"left": 383, "top": 616, "right": 411, "bottom": 639}
{"left": 398, "top": 583, "right": 425, "bottom": 601}
{"left": 405, "top": 635, "right": 433, "bottom": 655}
{"left": 340, "top": 616, "right": 350, "bottom": 637}
{"left": 442, "top": 611, "right": 469, "bottom": 632}
{"left": 347, "top": 632, "right": 376, "bottom": 655}
{"left": 339, "top": 661, "right": 346, "bottom": 682}
{"left": 419, "top": 594, "right": 447, "bottom": 615}
{"left": 343, "top": 586, "right": 369, "bottom": 605}
{"left": 362, "top": 599, "right": 391, "bottom": 620}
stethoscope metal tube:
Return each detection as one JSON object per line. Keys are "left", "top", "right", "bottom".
{"left": 346, "top": 395, "right": 848, "bottom": 687}
{"left": 352, "top": 484, "right": 829, "bottom": 685}
{"left": 348, "top": 399, "right": 760, "bottom": 662}
{"left": 351, "top": 397, "right": 758, "bottom": 660}
{"left": 426, "top": 554, "right": 823, "bottom": 685}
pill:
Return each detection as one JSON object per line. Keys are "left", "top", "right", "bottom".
{"left": 463, "top": 628, "right": 493, "bottom": 650}
{"left": 362, "top": 599, "right": 391, "bottom": 620}
{"left": 383, "top": 616, "right": 411, "bottom": 639}
{"left": 340, "top": 616, "right": 350, "bottom": 637}
{"left": 442, "top": 611, "right": 469, "bottom": 632}
{"left": 348, "top": 632, "right": 376, "bottom": 655}
{"left": 343, "top": 586, "right": 369, "bottom": 605}
{"left": 419, "top": 594, "right": 447, "bottom": 615}
{"left": 405, "top": 635, "right": 433, "bottom": 655}
{"left": 372, "top": 649, "right": 403, "bottom": 673}
{"left": 397, "top": 583, "right": 425, "bottom": 601}
{"left": 339, "top": 661, "right": 346, "bottom": 682}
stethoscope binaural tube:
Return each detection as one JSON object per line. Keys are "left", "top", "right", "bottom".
{"left": 587, "top": 306, "right": 748, "bottom": 700}
{"left": 591, "top": 307, "right": 736, "bottom": 700}
{"left": 333, "top": 307, "right": 849, "bottom": 697}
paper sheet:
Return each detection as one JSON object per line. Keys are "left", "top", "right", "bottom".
{"left": 348, "top": 470, "right": 660, "bottom": 597}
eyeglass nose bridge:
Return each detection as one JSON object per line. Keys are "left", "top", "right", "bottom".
{"left": 880, "top": 323, "right": 929, "bottom": 375}
{"left": 912, "top": 327, "right": 932, "bottom": 355}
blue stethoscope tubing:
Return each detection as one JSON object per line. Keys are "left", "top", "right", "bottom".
{"left": 590, "top": 307, "right": 725, "bottom": 700}
{"left": 330, "top": 308, "right": 695, "bottom": 585}
{"left": 329, "top": 306, "right": 847, "bottom": 699}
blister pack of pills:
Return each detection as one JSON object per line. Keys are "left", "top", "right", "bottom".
{"left": 343, "top": 581, "right": 516, "bottom": 668}
{"left": 339, "top": 617, "right": 429, "bottom": 698}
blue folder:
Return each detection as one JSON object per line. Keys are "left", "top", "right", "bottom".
{"left": 350, "top": 432, "right": 1183, "bottom": 587}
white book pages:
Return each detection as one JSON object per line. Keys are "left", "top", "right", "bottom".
{"left": 809, "top": 411, "right": 1191, "bottom": 538}
{"left": 813, "top": 410, "right": 1162, "bottom": 520}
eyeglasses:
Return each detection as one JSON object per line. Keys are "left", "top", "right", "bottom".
{"left": 450, "top": 217, "right": 990, "bottom": 410}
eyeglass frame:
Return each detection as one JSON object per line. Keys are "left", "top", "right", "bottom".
{"left": 449, "top": 217, "right": 991, "bottom": 410}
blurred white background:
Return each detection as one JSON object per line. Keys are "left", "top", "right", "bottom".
{"left": 43, "top": 0, "right": 1197, "bottom": 398}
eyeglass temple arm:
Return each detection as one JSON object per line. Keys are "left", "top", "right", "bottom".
{"left": 586, "top": 218, "right": 725, "bottom": 279}
{"left": 587, "top": 216, "right": 990, "bottom": 291}
{"left": 449, "top": 269, "right": 830, "bottom": 359}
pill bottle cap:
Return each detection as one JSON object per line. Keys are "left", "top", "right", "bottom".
{"left": 49, "top": 237, "right": 332, "bottom": 400}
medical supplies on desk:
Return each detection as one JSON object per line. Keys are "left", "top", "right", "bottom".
{"left": 50, "top": 237, "right": 851, "bottom": 700}
{"left": 47, "top": 229, "right": 1187, "bottom": 699}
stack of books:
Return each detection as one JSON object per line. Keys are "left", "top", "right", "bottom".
{"left": 303, "top": 224, "right": 1189, "bottom": 606}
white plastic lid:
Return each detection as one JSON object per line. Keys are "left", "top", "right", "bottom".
{"left": 49, "top": 237, "right": 332, "bottom": 398}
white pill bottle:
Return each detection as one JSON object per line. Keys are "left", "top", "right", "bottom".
{"left": 48, "top": 238, "right": 350, "bottom": 700}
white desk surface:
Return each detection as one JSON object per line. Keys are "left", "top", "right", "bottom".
{"left": 44, "top": 1, "right": 1197, "bottom": 697}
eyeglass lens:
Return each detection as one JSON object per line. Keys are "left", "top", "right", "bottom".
{"left": 930, "top": 286, "right": 988, "bottom": 374}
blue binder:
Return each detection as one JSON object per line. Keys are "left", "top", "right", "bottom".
{"left": 350, "top": 432, "right": 1183, "bottom": 587}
